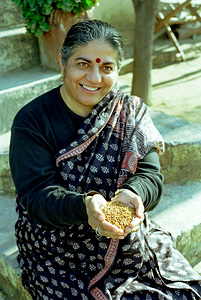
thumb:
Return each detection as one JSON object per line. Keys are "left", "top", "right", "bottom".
{"left": 135, "top": 202, "right": 144, "bottom": 218}
{"left": 89, "top": 194, "right": 106, "bottom": 222}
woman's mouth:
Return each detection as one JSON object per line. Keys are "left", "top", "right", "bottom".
{"left": 80, "top": 84, "right": 100, "bottom": 91}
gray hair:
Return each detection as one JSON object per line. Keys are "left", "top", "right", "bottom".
{"left": 61, "top": 19, "right": 124, "bottom": 70}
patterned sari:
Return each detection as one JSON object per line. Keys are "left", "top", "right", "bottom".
{"left": 15, "top": 90, "right": 201, "bottom": 299}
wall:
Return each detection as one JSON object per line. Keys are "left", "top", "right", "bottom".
{"left": 0, "top": 0, "right": 24, "bottom": 28}
{"left": 93, "top": 0, "right": 136, "bottom": 59}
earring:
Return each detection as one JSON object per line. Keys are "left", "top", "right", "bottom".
{"left": 61, "top": 69, "right": 64, "bottom": 77}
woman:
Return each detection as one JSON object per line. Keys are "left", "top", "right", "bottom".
{"left": 10, "top": 20, "right": 201, "bottom": 299}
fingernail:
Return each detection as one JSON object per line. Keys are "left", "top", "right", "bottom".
{"left": 98, "top": 215, "right": 104, "bottom": 222}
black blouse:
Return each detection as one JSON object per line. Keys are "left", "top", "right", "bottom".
{"left": 9, "top": 86, "right": 164, "bottom": 228}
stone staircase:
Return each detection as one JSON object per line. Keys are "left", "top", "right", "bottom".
{"left": 0, "top": 2, "right": 63, "bottom": 298}
{"left": 0, "top": 0, "right": 62, "bottom": 196}
{"left": 0, "top": 1, "right": 201, "bottom": 299}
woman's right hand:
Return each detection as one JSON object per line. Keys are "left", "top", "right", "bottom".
{"left": 84, "top": 194, "right": 125, "bottom": 239}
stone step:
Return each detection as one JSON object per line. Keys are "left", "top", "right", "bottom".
{"left": 0, "top": 132, "right": 13, "bottom": 194}
{"left": 0, "top": 67, "right": 61, "bottom": 194}
{"left": 0, "top": 27, "right": 40, "bottom": 75}
{"left": 0, "top": 181, "right": 200, "bottom": 299}
{"left": 0, "top": 0, "right": 24, "bottom": 28}
{"left": 0, "top": 66, "right": 61, "bottom": 194}
{"left": 149, "top": 110, "right": 201, "bottom": 183}
{"left": 148, "top": 180, "right": 201, "bottom": 267}
{"left": 0, "top": 66, "right": 61, "bottom": 134}
{"left": 0, "top": 111, "right": 201, "bottom": 193}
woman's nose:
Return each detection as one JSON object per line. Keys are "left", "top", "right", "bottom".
{"left": 86, "top": 66, "right": 102, "bottom": 83}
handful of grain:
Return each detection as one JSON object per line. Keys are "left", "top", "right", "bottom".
{"left": 101, "top": 201, "right": 136, "bottom": 230}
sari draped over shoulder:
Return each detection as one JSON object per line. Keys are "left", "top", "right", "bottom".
{"left": 56, "top": 89, "right": 164, "bottom": 198}
{"left": 15, "top": 90, "right": 201, "bottom": 300}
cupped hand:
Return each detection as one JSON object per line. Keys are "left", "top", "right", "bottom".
{"left": 111, "top": 189, "right": 144, "bottom": 234}
{"left": 84, "top": 193, "right": 125, "bottom": 239}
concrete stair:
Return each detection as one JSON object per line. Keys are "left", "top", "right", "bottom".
{"left": 150, "top": 110, "right": 201, "bottom": 183}
{"left": 0, "top": 0, "right": 61, "bottom": 194}
{"left": 0, "top": 0, "right": 24, "bottom": 28}
{"left": 0, "top": 1, "right": 201, "bottom": 299}
{"left": 148, "top": 180, "right": 201, "bottom": 268}
{"left": 0, "top": 1, "right": 39, "bottom": 75}
{"left": 0, "top": 27, "right": 40, "bottom": 74}
{"left": 0, "top": 67, "right": 61, "bottom": 134}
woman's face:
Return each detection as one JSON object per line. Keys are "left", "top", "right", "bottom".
{"left": 59, "top": 41, "right": 119, "bottom": 117}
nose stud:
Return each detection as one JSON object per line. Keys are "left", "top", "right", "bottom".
{"left": 96, "top": 58, "right": 101, "bottom": 63}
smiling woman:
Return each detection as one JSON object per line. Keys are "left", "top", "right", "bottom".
{"left": 9, "top": 19, "right": 201, "bottom": 300}
{"left": 58, "top": 40, "right": 118, "bottom": 117}
{"left": 57, "top": 19, "right": 123, "bottom": 117}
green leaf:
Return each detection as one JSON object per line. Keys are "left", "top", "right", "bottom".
{"left": 27, "top": 19, "right": 37, "bottom": 33}
{"left": 30, "top": 4, "right": 39, "bottom": 12}
{"left": 73, "top": 2, "right": 78, "bottom": 7}
{"left": 34, "top": 27, "right": 44, "bottom": 37}
{"left": 40, "top": 22, "right": 51, "bottom": 32}
{"left": 63, "top": 0, "right": 73, "bottom": 5}
{"left": 37, "top": 0, "right": 45, "bottom": 5}
{"left": 59, "top": 3, "right": 73, "bottom": 11}
{"left": 55, "top": 2, "right": 62, "bottom": 9}
{"left": 85, "top": 0, "right": 92, "bottom": 5}
{"left": 41, "top": 4, "right": 53, "bottom": 15}
{"left": 61, "top": 5, "right": 73, "bottom": 12}
{"left": 81, "top": 3, "right": 89, "bottom": 10}
{"left": 75, "top": 7, "right": 82, "bottom": 16}
{"left": 35, "top": 13, "right": 43, "bottom": 22}
{"left": 29, "top": 0, "right": 36, "bottom": 8}
{"left": 13, "top": 0, "right": 98, "bottom": 36}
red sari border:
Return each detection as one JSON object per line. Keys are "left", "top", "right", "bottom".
{"left": 89, "top": 239, "right": 119, "bottom": 295}
{"left": 90, "top": 287, "right": 109, "bottom": 300}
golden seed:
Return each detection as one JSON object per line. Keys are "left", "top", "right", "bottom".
{"left": 101, "top": 201, "right": 136, "bottom": 229}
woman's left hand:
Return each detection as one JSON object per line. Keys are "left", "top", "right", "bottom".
{"left": 85, "top": 193, "right": 126, "bottom": 239}
{"left": 111, "top": 189, "right": 145, "bottom": 234}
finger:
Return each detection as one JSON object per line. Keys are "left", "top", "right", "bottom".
{"left": 89, "top": 211, "right": 105, "bottom": 223}
{"left": 101, "top": 220, "right": 124, "bottom": 234}
{"left": 91, "top": 218, "right": 124, "bottom": 233}
{"left": 132, "top": 225, "right": 140, "bottom": 232}
{"left": 95, "top": 219, "right": 125, "bottom": 237}
{"left": 97, "top": 213, "right": 105, "bottom": 222}
{"left": 125, "top": 224, "right": 140, "bottom": 234}
{"left": 87, "top": 195, "right": 106, "bottom": 222}
{"left": 98, "top": 228, "right": 126, "bottom": 239}
{"left": 135, "top": 202, "right": 144, "bottom": 218}
{"left": 128, "top": 216, "right": 143, "bottom": 230}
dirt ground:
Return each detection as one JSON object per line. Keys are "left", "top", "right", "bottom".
{"left": 120, "top": 54, "right": 201, "bottom": 125}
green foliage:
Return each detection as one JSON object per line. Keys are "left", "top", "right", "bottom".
{"left": 12, "top": 0, "right": 98, "bottom": 37}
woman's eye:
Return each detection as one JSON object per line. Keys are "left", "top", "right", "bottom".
{"left": 103, "top": 66, "right": 112, "bottom": 72}
{"left": 78, "top": 62, "right": 88, "bottom": 67}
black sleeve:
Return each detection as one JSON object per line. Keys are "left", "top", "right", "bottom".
{"left": 122, "top": 148, "right": 164, "bottom": 212}
{"left": 9, "top": 124, "right": 88, "bottom": 228}
{"left": 10, "top": 117, "right": 163, "bottom": 228}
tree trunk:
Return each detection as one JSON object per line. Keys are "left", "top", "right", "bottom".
{"left": 132, "top": 0, "right": 159, "bottom": 105}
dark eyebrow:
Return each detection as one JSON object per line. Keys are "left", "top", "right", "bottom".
{"left": 75, "top": 57, "right": 116, "bottom": 65}
{"left": 102, "top": 61, "right": 116, "bottom": 65}
{"left": 75, "top": 57, "right": 92, "bottom": 63}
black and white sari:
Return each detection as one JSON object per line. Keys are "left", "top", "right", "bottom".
{"left": 15, "top": 90, "right": 201, "bottom": 299}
